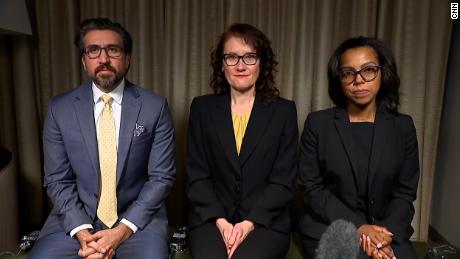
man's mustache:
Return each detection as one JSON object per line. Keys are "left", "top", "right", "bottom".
{"left": 95, "top": 64, "right": 116, "bottom": 74}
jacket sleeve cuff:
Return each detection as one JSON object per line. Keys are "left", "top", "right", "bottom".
{"left": 70, "top": 224, "right": 93, "bottom": 237}
{"left": 120, "top": 218, "right": 138, "bottom": 233}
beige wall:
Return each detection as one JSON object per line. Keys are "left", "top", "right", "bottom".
{"left": 431, "top": 20, "right": 460, "bottom": 248}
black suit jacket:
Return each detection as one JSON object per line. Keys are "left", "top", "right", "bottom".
{"left": 186, "top": 93, "right": 298, "bottom": 233}
{"left": 298, "top": 107, "right": 419, "bottom": 244}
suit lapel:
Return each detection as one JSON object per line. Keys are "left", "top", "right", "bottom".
{"left": 238, "top": 96, "right": 271, "bottom": 166}
{"left": 210, "top": 93, "right": 240, "bottom": 174}
{"left": 334, "top": 108, "right": 360, "bottom": 187}
{"left": 73, "top": 84, "right": 100, "bottom": 178}
{"left": 368, "top": 110, "right": 390, "bottom": 188}
{"left": 116, "top": 82, "right": 141, "bottom": 183}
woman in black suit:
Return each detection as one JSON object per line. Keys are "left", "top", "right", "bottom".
{"left": 186, "top": 23, "right": 298, "bottom": 259}
{"left": 298, "top": 37, "right": 419, "bottom": 259}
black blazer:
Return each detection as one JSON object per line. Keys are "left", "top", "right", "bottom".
{"left": 298, "top": 107, "right": 419, "bottom": 244}
{"left": 186, "top": 93, "right": 298, "bottom": 233}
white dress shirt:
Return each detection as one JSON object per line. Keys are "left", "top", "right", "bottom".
{"left": 70, "top": 79, "right": 138, "bottom": 237}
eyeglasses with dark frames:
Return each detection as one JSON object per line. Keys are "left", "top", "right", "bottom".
{"left": 339, "top": 65, "right": 382, "bottom": 84}
{"left": 222, "top": 53, "right": 259, "bottom": 66}
{"left": 83, "top": 45, "right": 124, "bottom": 59}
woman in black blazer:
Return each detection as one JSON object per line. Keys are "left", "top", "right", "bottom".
{"left": 186, "top": 23, "right": 298, "bottom": 259}
{"left": 298, "top": 37, "right": 419, "bottom": 259}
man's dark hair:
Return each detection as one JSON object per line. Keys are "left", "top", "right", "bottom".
{"left": 328, "top": 36, "right": 400, "bottom": 113}
{"left": 74, "top": 18, "right": 132, "bottom": 56}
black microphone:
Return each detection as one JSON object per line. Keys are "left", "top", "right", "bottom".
{"left": 315, "top": 219, "right": 360, "bottom": 259}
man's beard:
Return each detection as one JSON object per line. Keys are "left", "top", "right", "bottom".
{"left": 92, "top": 64, "right": 126, "bottom": 90}
{"left": 95, "top": 73, "right": 122, "bottom": 89}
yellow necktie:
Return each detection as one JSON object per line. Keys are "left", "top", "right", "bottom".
{"left": 97, "top": 94, "right": 118, "bottom": 228}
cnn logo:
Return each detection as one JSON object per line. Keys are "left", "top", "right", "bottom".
{"left": 452, "top": 3, "right": 459, "bottom": 19}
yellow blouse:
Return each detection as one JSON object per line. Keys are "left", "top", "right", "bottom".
{"left": 232, "top": 113, "right": 250, "bottom": 155}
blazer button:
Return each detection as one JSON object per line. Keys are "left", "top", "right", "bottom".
{"left": 234, "top": 186, "right": 240, "bottom": 193}
{"left": 369, "top": 199, "right": 374, "bottom": 206}
{"left": 371, "top": 217, "right": 375, "bottom": 223}
{"left": 235, "top": 174, "right": 241, "bottom": 181}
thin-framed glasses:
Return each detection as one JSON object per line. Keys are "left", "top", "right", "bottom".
{"left": 83, "top": 44, "right": 124, "bottom": 59}
{"left": 339, "top": 65, "right": 382, "bottom": 84}
{"left": 222, "top": 52, "right": 259, "bottom": 66}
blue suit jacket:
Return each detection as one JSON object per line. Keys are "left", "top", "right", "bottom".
{"left": 39, "top": 81, "right": 175, "bottom": 239}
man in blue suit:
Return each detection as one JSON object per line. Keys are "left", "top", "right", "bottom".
{"left": 29, "top": 18, "right": 175, "bottom": 258}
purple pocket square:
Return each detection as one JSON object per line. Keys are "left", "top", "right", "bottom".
{"left": 134, "top": 123, "right": 145, "bottom": 137}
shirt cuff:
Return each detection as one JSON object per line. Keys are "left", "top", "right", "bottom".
{"left": 120, "top": 218, "right": 138, "bottom": 233}
{"left": 70, "top": 224, "right": 93, "bottom": 237}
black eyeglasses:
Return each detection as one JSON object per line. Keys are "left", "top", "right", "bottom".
{"left": 222, "top": 53, "right": 259, "bottom": 66}
{"left": 339, "top": 65, "right": 382, "bottom": 84}
{"left": 83, "top": 45, "right": 124, "bottom": 59}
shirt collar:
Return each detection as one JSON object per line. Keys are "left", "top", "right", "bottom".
{"left": 92, "top": 79, "right": 125, "bottom": 105}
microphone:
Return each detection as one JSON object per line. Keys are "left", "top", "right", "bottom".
{"left": 315, "top": 219, "right": 360, "bottom": 259}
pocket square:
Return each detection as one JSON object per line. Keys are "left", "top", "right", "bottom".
{"left": 134, "top": 123, "right": 145, "bottom": 137}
